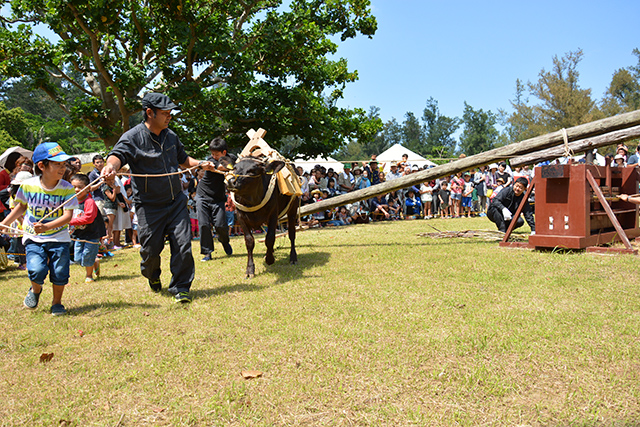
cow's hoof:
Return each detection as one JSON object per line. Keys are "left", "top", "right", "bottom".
{"left": 245, "top": 273, "right": 254, "bottom": 279}
{"left": 290, "top": 260, "right": 297, "bottom": 265}
{"left": 265, "top": 255, "right": 275, "bottom": 265}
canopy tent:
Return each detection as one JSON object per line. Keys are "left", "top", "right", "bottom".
{"left": 376, "top": 144, "right": 437, "bottom": 172}
{"left": 292, "top": 155, "right": 345, "bottom": 173}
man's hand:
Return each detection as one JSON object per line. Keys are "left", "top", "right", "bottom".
{"left": 199, "top": 161, "right": 217, "bottom": 172}
{"left": 502, "top": 207, "right": 512, "bottom": 221}
{"left": 619, "top": 194, "right": 629, "bottom": 202}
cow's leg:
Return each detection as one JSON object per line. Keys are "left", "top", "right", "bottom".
{"left": 264, "top": 214, "right": 278, "bottom": 266}
{"left": 241, "top": 219, "right": 255, "bottom": 278}
{"left": 287, "top": 198, "right": 298, "bottom": 265}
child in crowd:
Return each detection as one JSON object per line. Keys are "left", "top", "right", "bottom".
{"left": 225, "top": 191, "right": 236, "bottom": 236}
{"left": 69, "top": 173, "right": 106, "bottom": 283}
{"left": 461, "top": 172, "right": 474, "bottom": 218}
{"left": 187, "top": 191, "right": 199, "bottom": 239}
{"left": 7, "top": 171, "right": 33, "bottom": 270}
{"left": 0, "top": 143, "right": 79, "bottom": 316}
{"left": 420, "top": 180, "right": 433, "bottom": 218}
{"left": 438, "top": 181, "right": 451, "bottom": 218}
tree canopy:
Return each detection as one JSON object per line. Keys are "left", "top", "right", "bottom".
{"left": 502, "top": 50, "right": 601, "bottom": 142}
{"left": 0, "top": 0, "right": 378, "bottom": 156}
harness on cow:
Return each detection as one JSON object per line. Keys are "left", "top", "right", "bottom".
{"left": 227, "top": 128, "right": 302, "bottom": 219}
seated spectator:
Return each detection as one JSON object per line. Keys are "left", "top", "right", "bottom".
{"left": 490, "top": 177, "right": 505, "bottom": 200}
{"left": 326, "top": 180, "right": 338, "bottom": 197}
{"left": 370, "top": 194, "right": 389, "bottom": 220}
{"left": 404, "top": 189, "right": 422, "bottom": 218}
{"left": 387, "top": 193, "right": 402, "bottom": 219}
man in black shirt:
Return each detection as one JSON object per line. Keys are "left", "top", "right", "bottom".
{"left": 487, "top": 177, "right": 535, "bottom": 233}
{"left": 101, "top": 93, "right": 215, "bottom": 303}
{"left": 198, "top": 137, "right": 236, "bottom": 261}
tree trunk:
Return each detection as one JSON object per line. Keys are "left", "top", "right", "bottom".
{"left": 509, "top": 125, "right": 640, "bottom": 167}
{"left": 298, "top": 110, "right": 640, "bottom": 217}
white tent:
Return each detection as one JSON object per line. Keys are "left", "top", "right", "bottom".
{"left": 293, "top": 155, "right": 345, "bottom": 173}
{"left": 376, "top": 143, "right": 437, "bottom": 172}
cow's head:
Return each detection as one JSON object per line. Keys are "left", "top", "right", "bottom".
{"left": 225, "top": 156, "right": 285, "bottom": 196}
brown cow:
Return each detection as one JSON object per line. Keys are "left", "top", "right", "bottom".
{"left": 225, "top": 156, "right": 298, "bottom": 278}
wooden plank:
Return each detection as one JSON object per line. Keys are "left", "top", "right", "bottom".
{"left": 510, "top": 125, "right": 640, "bottom": 167}
{"left": 298, "top": 110, "right": 640, "bottom": 217}
{"left": 586, "top": 169, "right": 634, "bottom": 251}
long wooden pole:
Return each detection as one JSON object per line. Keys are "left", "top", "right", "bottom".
{"left": 298, "top": 110, "right": 640, "bottom": 217}
{"left": 510, "top": 125, "right": 640, "bottom": 168}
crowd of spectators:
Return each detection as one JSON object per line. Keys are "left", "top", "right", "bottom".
{"left": 295, "top": 154, "right": 534, "bottom": 226}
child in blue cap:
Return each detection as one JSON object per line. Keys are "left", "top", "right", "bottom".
{"left": 0, "top": 142, "right": 79, "bottom": 316}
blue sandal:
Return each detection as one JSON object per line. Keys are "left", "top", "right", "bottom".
{"left": 23, "top": 288, "right": 41, "bottom": 310}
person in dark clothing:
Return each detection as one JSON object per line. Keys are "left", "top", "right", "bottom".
{"left": 101, "top": 92, "right": 215, "bottom": 303}
{"left": 198, "top": 137, "right": 236, "bottom": 261}
{"left": 487, "top": 177, "right": 535, "bottom": 233}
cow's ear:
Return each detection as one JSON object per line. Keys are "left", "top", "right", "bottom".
{"left": 265, "top": 160, "right": 285, "bottom": 175}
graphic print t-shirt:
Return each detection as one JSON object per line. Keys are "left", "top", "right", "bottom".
{"left": 16, "top": 176, "right": 79, "bottom": 243}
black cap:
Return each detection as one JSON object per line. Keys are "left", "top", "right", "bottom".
{"left": 141, "top": 93, "right": 179, "bottom": 110}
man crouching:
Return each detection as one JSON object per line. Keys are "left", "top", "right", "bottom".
{"left": 487, "top": 177, "right": 535, "bottom": 233}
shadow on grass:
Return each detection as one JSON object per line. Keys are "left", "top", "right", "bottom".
{"left": 265, "top": 250, "right": 330, "bottom": 284}
{"left": 191, "top": 283, "right": 266, "bottom": 299}
{"left": 71, "top": 301, "right": 161, "bottom": 316}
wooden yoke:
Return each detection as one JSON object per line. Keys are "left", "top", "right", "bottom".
{"left": 239, "top": 128, "right": 302, "bottom": 197}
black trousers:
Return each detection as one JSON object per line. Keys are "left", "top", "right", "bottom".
{"left": 136, "top": 194, "right": 194, "bottom": 294}
{"left": 196, "top": 197, "right": 229, "bottom": 255}
{"left": 487, "top": 207, "right": 524, "bottom": 233}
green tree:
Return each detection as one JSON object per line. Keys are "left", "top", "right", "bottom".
{"left": 0, "top": 0, "right": 378, "bottom": 156}
{"left": 458, "top": 102, "right": 499, "bottom": 155}
{"left": 421, "top": 97, "right": 459, "bottom": 158}
{"left": 401, "top": 111, "right": 425, "bottom": 154}
{"left": 601, "top": 48, "right": 640, "bottom": 116}
{"left": 504, "top": 50, "right": 600, "bottom": 142}
{"left": 0, "top": 102, "right": 33, "bottom": 148}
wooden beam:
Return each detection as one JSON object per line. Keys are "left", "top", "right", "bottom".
{"left": 510, "top": 125, "right": 640, "bottom": 168}
{"left": 298, "top": 110, "right": 640, "bottom": 217}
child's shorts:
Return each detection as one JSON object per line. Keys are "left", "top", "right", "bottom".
{"left": 440, "top": 203, "right": 449, "bottom": 210}
{"left": 190, "top": 218, "right": 199, "bottom": 233}
{"left": 25, "top": 240, "right": 70, "bottom": 286}
{"left": 461, "top": 196, "right": 472, "bottom": 208}
{"left": 74, "top": 239, "right": 100, "bottom": 268}
{"left": 226, "top": 211, "right": 235, "bottom": 227}
{"left": 450, "top": 193, "right": 462, "bottom": 200}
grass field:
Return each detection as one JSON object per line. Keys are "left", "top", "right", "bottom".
{"left": 1, "top": 217, "right": 640, "bottom": 426}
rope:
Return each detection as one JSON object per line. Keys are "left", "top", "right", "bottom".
{"left": 0, "top": 223, "right": 100, "bottom": 245}
{"left": 561, "top": 128, "right": 574, "bottom": 159}
{"left": 231, "top": 173, "right": 278, "bottom": 213}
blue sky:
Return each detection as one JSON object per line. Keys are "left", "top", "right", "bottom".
{"left": 332, "top": 0, "right": 640, "bottom": 125}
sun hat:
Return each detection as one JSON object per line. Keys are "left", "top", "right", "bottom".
{"left": 11, "top": 171, "right": 33, "bottom": 185}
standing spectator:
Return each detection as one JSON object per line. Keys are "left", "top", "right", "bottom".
{"left": 386, "top": 162, "right": 402, "bottom": 181}
{"left": 0, "top": 151, "right": 23, "bottom": 192}
{"left": 420, "top": 180, "right": 433, "bottom": 218}
{"left": 225, "top": 191, "right": 236, "bottom": 236}
{"left": 363, "top": 160, "right": 381, "bottom": 186}
{"left": 461, "top": 172, "right": 474, "bottom": 218}
{"left": 474, "top": 167, "right": 488, "bottom": 216}
{"left": 438, "top": 182, "right": 451, "bottom": 218}
{"left": 357, "top": 169, "right": 371, "bottom": 190}
{"left": 450, "top": 172, "right": 464, "bottom": 217}
{"left": 187, "top": 192, "right": 198, "bottom": 239}
{"left": 626, "top": 145, "right": 640, "bottom": 165}
{"left": 496, "top": 162, "right": 512, "bottom": 187}
{"left": 88, "top": 155, "right": 106, "bottom": 218}
{"left": 337, "top": 164, "right": 354, "bottom": 193}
